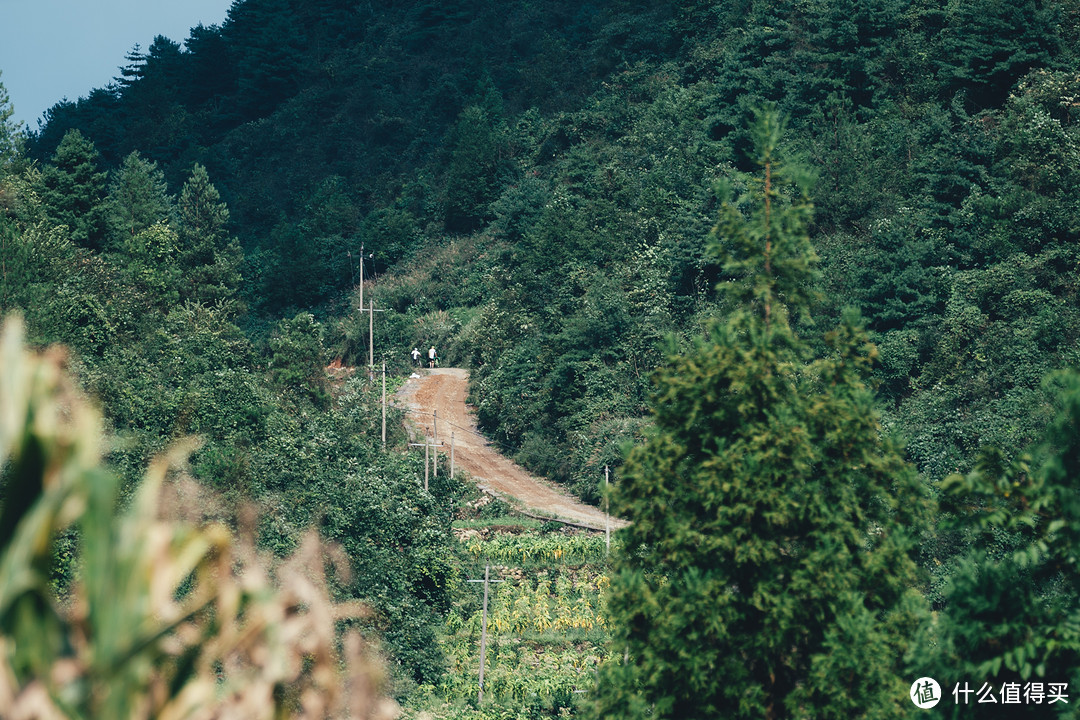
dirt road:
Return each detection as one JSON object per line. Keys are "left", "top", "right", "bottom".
{"left": 396, "top": 368, "right": 626, "bottom": 531}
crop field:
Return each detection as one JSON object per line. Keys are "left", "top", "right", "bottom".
{"left": 462, "top": 532, "right": 614, "bottom": 566}
{"left": 406, "top": 528, "right": 612, "bottom": 718}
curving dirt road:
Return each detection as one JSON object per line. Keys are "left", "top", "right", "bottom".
{"left": 396, "top": 368, "right": 626, "bottom": 531}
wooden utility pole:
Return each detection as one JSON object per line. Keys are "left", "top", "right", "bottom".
{"left": 408, "top": 438, "right": 442, "bottom": 491}
{"left": 359, "top": 299, "right": 386, "bottom": 373}
{"left": 467, "top": 565, "right": 503, "bottom": 705}
{"left": 450, "top": 432, "right": 455, "bottom": 479}
{"left": 605, "top": 465, "right": 611, "bottom": 555}
{"left": 357, "top": 244, "right": 374, "bottom": 308}
{"left": 381, "top": 361, "right": 386, "bottom": 447}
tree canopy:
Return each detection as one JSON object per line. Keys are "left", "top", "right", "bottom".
{"left": 592, "top": 111, "right": 931, "bottom": 720}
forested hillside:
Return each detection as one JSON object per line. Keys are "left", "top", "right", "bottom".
{"left": 6, "top": 0, "right": 1080, "bottom": 715}
{"left": 19, "top": 0, "right": 1080, "bottom": 500}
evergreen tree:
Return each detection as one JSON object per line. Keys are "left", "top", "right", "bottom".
{"left": 37, "top": 129, "right": 108, "bottom": 250}
{"left": 183, "top": 24, "right": 236, "bottom": 121}
{"left": 105, "top": 151, "right": 173, "bottom": 247}
{"left": 0, "top": 72, "right": 21, "bottom": 176}
{"left": 175, "top": 164, "right": 242, "bottom": 307}
{"left": 443, "top": 105, "right": 507, "bottom": 232}
{"left": 225, "top": 0, "right": 307, "bottom": 120}
{"left": 591, "top": 109, "right": 930, "bottom": 720}
{"left": 121, "top": 36, "right": 187, "bottom": 116}
{"left": 115, "top": 43, "right": 146, "bottom": 89}
{"left": 921, "top": 370, "right": 1080, "bottom": 718}
{"left": 936, "top": 0, "right": 1059, "bottom": 109}
{"left": 269, "top": 311, "right": 330, "bottom": 407}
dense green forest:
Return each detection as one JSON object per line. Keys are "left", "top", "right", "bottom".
{"left": 17, "top": 0, "right": 1080, "bottom": 500}
{"left": 6, "top": 0, "right": 1080, "bottom": 716}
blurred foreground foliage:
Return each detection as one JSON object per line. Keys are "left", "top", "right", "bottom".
{"left": 0, "top": 316, "right": 398, "bottom": 719}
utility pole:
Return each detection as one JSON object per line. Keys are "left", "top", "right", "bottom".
{"left": 357, "top": 243, "right": 373, "bottom": 309}
{"left": 605, "top": 465, "right": 611, "bottom": 555}
{"left": 467, "top": 565, "right": 503, "bottom": 705}
{"left": 408, "top": 438, "right": 442, "bottom": 491}
{"left": 359, "top": 299, "right": 385, "bottom": 374}
{"left": 381, "top": 361, "right": 386, "bottom": 447}
{"left": 450, "top": 431, "right": 455, "bottom": 479}
{"left": 428, "top": 411, "right": 440, "bottom": 477}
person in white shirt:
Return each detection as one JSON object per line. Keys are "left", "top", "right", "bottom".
{"left": 411, "top": 347, "right": 421, "bottom": 366}
{"left": 428, "top": 346, "right": 437, "bottom": 368}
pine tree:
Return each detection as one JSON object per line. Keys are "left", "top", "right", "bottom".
{"left": 936, "top": 0, "right": 1059, "bottom": 108}
{"left": 105, "top": 151, "right": 174, "bottom": 247}
{"left": 591, "top": 109, "right": 931, "bottom": 720}
{"left": 175, "top": 164, "right": 242, "bottom": 307}
{"left": 225, "top": 0, "right": 306, "bottom": 120}
{"left": 38, "top": 129, "right": 108, "bottom": 250}
{"left": 184, "top": 24, "right": 236, "bottom": 114}
{"left": 114, "top": 43, "right": 146, "bottom": 89}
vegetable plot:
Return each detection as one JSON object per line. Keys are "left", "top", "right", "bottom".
{"left": 422, "top": 532, "right": 612, "bottom": 715}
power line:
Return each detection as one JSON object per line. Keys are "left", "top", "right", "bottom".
{"left": 399, "top": 408, "right": 521, "bottom": 455}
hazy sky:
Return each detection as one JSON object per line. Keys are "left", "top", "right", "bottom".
{"left": 0, "top": 0, "right": 235, "bottom": 129}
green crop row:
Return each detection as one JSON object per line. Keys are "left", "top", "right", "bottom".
{"left": 462, "top": 532, "right": 614, "bottom": 564}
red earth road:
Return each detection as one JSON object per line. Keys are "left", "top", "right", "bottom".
{"left": 396, "top": 368, "right": 626, "bottom": 531}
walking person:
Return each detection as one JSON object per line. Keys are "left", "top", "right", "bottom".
{"left": 428, "top": 346, "right": 437, "bottom": 368}
{"left": 411, "top": 347, "right": 421, "bottom": 366}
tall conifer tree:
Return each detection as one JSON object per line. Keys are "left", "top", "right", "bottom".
{"left": 176, "top": 164, "right": 242, "bottom": 307}
{"left": 106, "top": 151, "right": 173, "bottom": 247}
{"left": 38, "top": 130, "right": 108, "bottom": 250}
{"left": 592, "top": 109, "right": 931, "bottom": 720}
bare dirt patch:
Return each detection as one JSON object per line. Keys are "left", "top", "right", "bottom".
{"left": 396, "top": 369, "right": 626, "bottom": 531}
